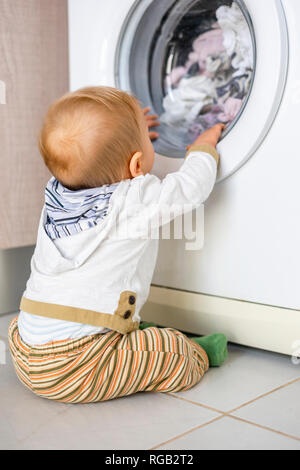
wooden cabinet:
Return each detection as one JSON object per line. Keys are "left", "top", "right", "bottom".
{"left": 0, "top": 0, "right": 69, "bottom": 249}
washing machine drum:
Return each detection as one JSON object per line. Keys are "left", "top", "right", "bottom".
{"left": 117, "top": 0, "right": 288, "bottom": 181}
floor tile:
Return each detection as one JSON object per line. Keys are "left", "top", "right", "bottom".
{"left": 232, "top": 379, "right": 300, "bottom": 439}
{"left": 1, "top": 312, "right": 299, "bottom": 450}
{"left": 159, "top": 416, "right": 300, "bottom": 450}
{"left": 175, "top": 344, "right": 300, "bottom": 412}
{"left": 17, "top": 393, "right": 220, "bottom": 450}
{"left": 0, "top": 353, "right": 69, "bottom": 449}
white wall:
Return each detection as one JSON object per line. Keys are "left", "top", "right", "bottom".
{"left": 0, "top": 246, "right": 34, "bottom": 316}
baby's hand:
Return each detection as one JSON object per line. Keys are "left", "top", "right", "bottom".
{"left": 143, "top": 107, "right": 160, "bottom": 141}
{"left": 189, "top": 124, "right": 226, "bottom": 149}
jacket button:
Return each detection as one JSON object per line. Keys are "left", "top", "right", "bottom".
{"left": 129, "top": 296, "right": 136, "bottom": 305}
{"left": 124, "top": 310, "right": 131, "bottom": 319}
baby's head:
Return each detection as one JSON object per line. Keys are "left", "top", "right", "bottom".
{"left": 39, "top": 87, "right": 155, "bottom": 189}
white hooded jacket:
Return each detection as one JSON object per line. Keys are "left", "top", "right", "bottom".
{"left": 18, "top": 146, "right": 218, "bottom": 345}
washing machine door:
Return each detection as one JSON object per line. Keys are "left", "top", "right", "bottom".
{"left": 116, "top": 0, "right": 288, "bottom": 182}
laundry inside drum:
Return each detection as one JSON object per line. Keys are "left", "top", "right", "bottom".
{"left": 150, "top": 0, "right": 255, "bottom": 155}
{"left": 117, "top": 0, "right": 255, "bottom": 158}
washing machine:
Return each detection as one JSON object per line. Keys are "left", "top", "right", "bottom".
{"left": 68, "top": 0, "right": 300, "bottom": 355}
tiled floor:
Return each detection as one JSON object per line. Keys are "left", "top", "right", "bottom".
{"left": 1, "top": 312, "right": 300, "bottom": 450}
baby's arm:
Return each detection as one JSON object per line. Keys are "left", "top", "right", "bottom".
{"left": 186, "top": 123, "right": 225, "bottom": 157}
{"left": 137, "top": 124, "right": 224, "bottom": 227}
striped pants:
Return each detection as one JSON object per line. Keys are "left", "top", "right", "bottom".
{"left": 8, "top": 317, "right": 209, "bottom": 404}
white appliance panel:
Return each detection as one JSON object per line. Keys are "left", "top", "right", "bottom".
{"left": 68, "top": 0, "right": 300, "bottom": 311}
{"left": 153, "top": 0, "right": 300, "bottom": 311}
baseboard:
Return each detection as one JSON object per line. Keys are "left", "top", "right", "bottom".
{"left": 141, "top": 286, "right": 300, "bottom": 356}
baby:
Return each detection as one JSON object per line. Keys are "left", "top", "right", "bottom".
{"left": 8, "top": 86, "right": 227, "bottom": 404}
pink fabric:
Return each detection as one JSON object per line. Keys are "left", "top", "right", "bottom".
{"left": 190, "top": 28, "right": 225, "bottom": 71}
{"left": 168, "top": 28, "right": 225, "bottom": 86}
{"left": 218, "top": 97, "right": 243, "bottom": 122}
{"left": 167, "top": 66, "right": 188, "bottom": 87}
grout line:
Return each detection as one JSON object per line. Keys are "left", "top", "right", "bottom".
{"left": 167, "top": 377, "right": 300, "bottom": 417}
{"left": 228, "top": 376, "right": 300, "bottom": 414}
{"left": 150, "top": 413, "right": 300, "bottom": 451}
{"left": 167, "top": 392, "right": 225, "bottom": 415}
{"left": 149, "top": 415, "right": 225, "bottom": 450}
{"left": 163, "top": 379, "right": 300, "bottom": 447}
{"left": 160, "top": 380, "right": 300, "bottom": 448}
{"left": 227, "top": 415, "right": 300, "bottom": 443}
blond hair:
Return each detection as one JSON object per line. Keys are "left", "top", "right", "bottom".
{"left": 39, "top": 86, "right": 143, "bottom": 189}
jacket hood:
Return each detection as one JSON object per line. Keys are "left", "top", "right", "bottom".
{"left": 44, "top": 177, "right": 119, "bottom": 240}
{"left": 33, "top": 179, "right": 127, "bottom": 274}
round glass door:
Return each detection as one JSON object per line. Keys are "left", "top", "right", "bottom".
{"left": 117, "top": 0, "right": 255, "bottom": 155}
{"left": 116, "top": 0, "right": 288, "bottom": 181}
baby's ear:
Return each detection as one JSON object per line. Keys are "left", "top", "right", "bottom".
{"left": 129, "top": 151, "right": 143, "bottom": 178}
